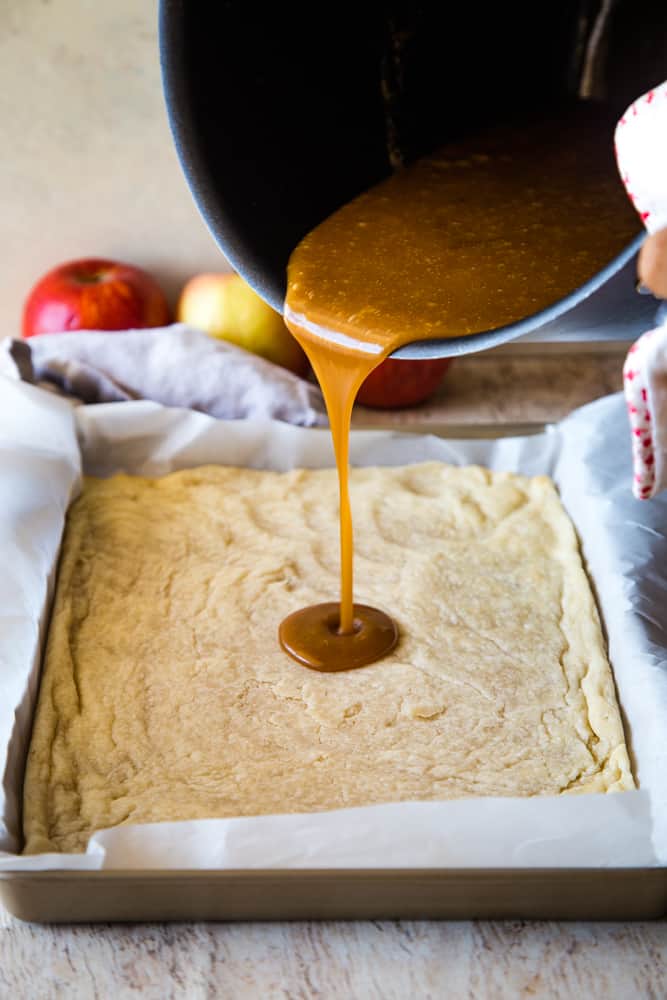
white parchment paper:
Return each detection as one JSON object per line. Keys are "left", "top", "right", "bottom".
{"left": 0, "top": 376, "right": 664, "bottom": 870}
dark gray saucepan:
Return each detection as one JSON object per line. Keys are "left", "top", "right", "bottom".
{"left": 159, "top": 0, "right": 664, "bottom": 359}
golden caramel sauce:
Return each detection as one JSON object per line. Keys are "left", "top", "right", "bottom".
{"left": 279, "top": 602, "right": 399, "bottom": 672}
{"left": 279, "top": 110, "right": 639, "bottom": 672}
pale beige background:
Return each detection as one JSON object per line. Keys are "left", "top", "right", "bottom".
{"left": 0, "top": 0, "right": 226, "bottom": 338}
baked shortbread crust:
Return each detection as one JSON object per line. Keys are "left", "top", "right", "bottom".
{"left": 23, "top": 463, "right": 634, "bottom": 854}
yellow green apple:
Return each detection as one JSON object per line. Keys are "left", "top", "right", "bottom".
{"left": 177, "top": 272, "right": 308, "bottom": 375}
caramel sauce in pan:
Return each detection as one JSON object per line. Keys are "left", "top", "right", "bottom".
{"left": 279, "top": 111, "right": 638, "bottom": 672}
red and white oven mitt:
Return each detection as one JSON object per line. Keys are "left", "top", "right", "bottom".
{"left": 616, "top": 80, "right": 667, "bottom": 499}
{"left": 623, "top": 329, "right": 667, "bottom": 499}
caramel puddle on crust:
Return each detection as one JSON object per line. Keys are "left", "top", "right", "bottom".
{"left": 279, "top": 109, "right": 639, "bottom": 671}
{"left": 279, "top": 602, "right": 399, "bottom": 672}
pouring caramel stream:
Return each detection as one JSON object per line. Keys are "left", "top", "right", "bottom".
{"left": 279, "top": 111, "right": 639, "bottom": 672}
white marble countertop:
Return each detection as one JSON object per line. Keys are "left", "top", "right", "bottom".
{"left": 1, "top": 909, "right": 665, "bottom": 998}
{"left": 1, "top": 2, "right": 665, "bottom": 994}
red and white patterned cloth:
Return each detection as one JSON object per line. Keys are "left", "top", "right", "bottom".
{"left": 623, "top": 328, "right": 667, "bottom": 499}
{"left": 616, "top": 81, "right": 667, "bottom": 499}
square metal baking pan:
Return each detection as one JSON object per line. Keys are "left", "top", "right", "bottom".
{"left": 2, "top": 420, "right": 665, "bottom": 923}
{"left": 1, "top": 868, "right": 665, "bottom": 923}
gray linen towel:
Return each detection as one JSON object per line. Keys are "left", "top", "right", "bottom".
{"left": 0, "top": 324, "right": 326, "bottom": 426}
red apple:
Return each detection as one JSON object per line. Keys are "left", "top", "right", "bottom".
{"left": 22, "top": 258, "right": 171, "bottom": 337}
{"left": 356, "top": 356, "right": 452, "bottom": 409}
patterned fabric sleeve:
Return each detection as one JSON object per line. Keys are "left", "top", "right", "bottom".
{"left": 616, "top": 81, "right": 667, "bottom": 498}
